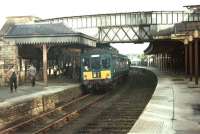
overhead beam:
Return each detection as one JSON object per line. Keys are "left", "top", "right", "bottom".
{"left": 98, "top": 25, "right": 152, "bottom": 43}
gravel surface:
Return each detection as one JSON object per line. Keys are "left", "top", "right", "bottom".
{"left": 50, "top": 68, "right": 157, "bottom": 134}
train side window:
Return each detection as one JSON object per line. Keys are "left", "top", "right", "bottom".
{"left": 102, "top": 58, "right": 110, "bottom": 69}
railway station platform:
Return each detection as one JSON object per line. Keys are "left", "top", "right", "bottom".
{"left": 0, "top": 81, "right": 81, "bottom": 130}
{"left": 129, "top": 67, "right": 200, "bottom": 134}
{"left": 0, "top": 82, "right": 80, "bottom": 106}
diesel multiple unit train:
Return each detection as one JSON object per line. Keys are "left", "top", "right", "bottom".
{"left": 80, "top": 47, "right": 130, "bottom": 93}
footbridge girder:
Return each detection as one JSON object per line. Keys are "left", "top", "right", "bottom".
{"left": 98, "top": 25, "right": 155, "bottom": 43}
{"left": 36, "top": 11, "right": 200, "bottom": 43}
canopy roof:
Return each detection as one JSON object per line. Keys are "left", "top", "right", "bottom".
{"left": 184, "top": 5, "right": 200, "bottom": 12}
{"left": 7, "top": 23, "right": 74, "bottom": 36}
{"left": 155, "top": 22, "right": 200, "bottom": 37}
{"left": 3, "top": 23, "right": 96, "bottom": 47}
{"left": 144, "top": 39, "right": 183, "bottom": 54}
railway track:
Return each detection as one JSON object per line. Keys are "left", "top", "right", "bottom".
{"left": 0, "top": 68, "right": 157, "bottom": 134}
{"left": 63, "top": 68, "right": 156, "bottom": 134}
{"left": 0, "top": 93, "right": 105, "bottom": 134}
{"left": 77, "top": 86, "right": 154, "bottom": 134}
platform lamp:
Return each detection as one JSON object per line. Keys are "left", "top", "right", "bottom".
{"left": 193, "top": 30, "right": 199, "bottom": 39}
{"left": 193, "top": 29, "right": 199, "bottom": 85}
{"left": 188, "top": 35, "right": 193, "bottom": 81}
{"left": 184, "top": 38, "right": 188, "bottom": 45}
{"left": 188, "top": 35, "right": 193, "bottom": 42}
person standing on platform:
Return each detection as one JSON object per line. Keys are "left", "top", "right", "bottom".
{"left": 28, "top": 64, "right": 37, "bottom": 87}
{"left": 6, "top": 65, "right": 17, "bottom": 93}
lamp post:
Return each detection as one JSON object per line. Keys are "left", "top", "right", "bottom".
{"left": 188, "top": 35, "right": 193, "bottom": 81}
{"left": 193, "top": 30, "right": 199, "bottom": 85}
{"left": 184, "top": 38, "right": 189, "bottom": 79}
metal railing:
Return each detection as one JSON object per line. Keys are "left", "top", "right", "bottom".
{"left": 36, "top": 11, "right": 200, "bottom": 29}
{"left": 36, "top": 11, "right": 200, "bottom": 43}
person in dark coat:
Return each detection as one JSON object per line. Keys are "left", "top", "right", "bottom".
{"left": 6, "top": 66, "right": 17, "bottom": 93}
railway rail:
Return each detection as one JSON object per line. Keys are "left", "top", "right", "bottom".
{"left": 0, "top": 93, "right": 105, "bottom": 134}
{"left": 0, "top": 68, "right": 157, "bottom": 134}
{"left": 77, "top": 85, "right": 154, "bottom": 134}
{"left": 51, "top": 68, "right": 157, "bottom": 134}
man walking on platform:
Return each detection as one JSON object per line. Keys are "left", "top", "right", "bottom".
{"left": 6, "top": 65, "right": 17, "bottom": 93}
{"left": 28, "top": 64, "right": 37, "bottom": 87}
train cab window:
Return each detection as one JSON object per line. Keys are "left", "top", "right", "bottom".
{"left": 91, "top": 57, "right": 100, "bottom": 70}
{"left": 82, "top": 58, "right": 90, "bottom": 71}
{"left": 102, "top": 58, "right": 110, "bottom": 69}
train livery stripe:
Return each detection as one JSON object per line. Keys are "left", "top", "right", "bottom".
{"left": 83, "top": 70, "right": 111, "bottom": 80}
{"left": 83, "top": 72, "right": 93, "bottom": 80}
{"left": 101, "top": 70, "right": 111, "bottom": 79}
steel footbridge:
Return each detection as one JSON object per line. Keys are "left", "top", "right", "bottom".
{"left": 36, "top": 11, "right": 200, "bottom": 43}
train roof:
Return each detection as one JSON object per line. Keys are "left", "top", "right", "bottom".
{"left": 83, "top": 47, "right": 118, "bottom": 55}
{"left": 82, "top": 48, "right": 128, "bottom": 59}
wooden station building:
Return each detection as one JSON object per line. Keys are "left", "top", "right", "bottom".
{"left": 0, "top": 16, "right": 96, "bottom": 86}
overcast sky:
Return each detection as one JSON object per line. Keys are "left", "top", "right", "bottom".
{"left": 0, "top": 0, "right": 199, "bottom": 54}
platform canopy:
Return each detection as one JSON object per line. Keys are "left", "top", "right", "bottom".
{"left": 184, "top": 5, "right": 200, "bottom": 13}
{"left": 154, "top": 22, "right": 200, "bottom": 40}
{"left": 144, "top": 39, "right": 183, "bottom": 54}
{"left": 3, "top": 23, "right": 96, "bottom": 47}
{"left": 1, "top": 22, "right": 97, "bottom": 86}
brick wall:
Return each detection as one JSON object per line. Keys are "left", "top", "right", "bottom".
{"left": 0, "top": 86, "right": 81, "bottom": 130}
{"left": 0, "top": 40, "right": 18, "bottom": 86}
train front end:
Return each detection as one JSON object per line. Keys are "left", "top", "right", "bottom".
{"left": 81, "top": 53, "right": 112, "bottom": 92}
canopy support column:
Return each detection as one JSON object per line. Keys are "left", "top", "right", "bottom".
{"left": 43, "top": 44, "right": 48, "bottom": 86}
{"left": 189, "top": 41, "right": 193, "bottom": 81}
{"left": 184, "top": 44, "right": 188, "bottom": 78}
{"left": 194, "top": 39, "right": 199, "bottom": 85}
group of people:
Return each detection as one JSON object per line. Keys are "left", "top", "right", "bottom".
{"left": 6, "top": 64, "right": 37, "bottom": 93}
